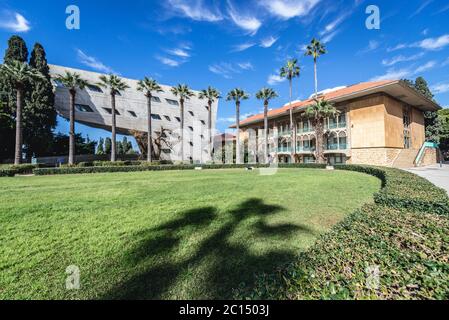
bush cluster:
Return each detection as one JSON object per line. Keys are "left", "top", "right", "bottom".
{"left": 234, "top": 164, "right": 449, "bottom": 300}
{"left": 0, "top": 169, "right": 17, "bottom": 177}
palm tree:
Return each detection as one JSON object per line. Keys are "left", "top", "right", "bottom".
{"left": 280, "top": 59, "right": 300, "bottom": 161}
{"left": 256, "top": 88, "right": 278, "bottom": 164}
{"left": 97, "top": 75, "right": 130, "bottom": 162}
{"left": 54, "top": 72, "right": 89, "bottom": 165}
{"left": 137, "top": 77, "right": 163, "bottom": 163}
{"left": 305, "top": 38, "right": 327, "bottom": 98}
{"left": 226, "top": 88, "right": 249, "bottom": 164}
{"left": 170, "top": 84, "right": 195, "bottom": 162}
{"left": 305, "top": 99, "right": 339, "bottom": 164}
{"left": 198, "top": 86, "right": 221, "bottom": 159}
{"left": 1, "top": 61, "right": 45, "bottom": 165}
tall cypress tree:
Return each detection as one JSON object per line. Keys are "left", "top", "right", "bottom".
{"left": 24, "top": 43, "right": 56, "bottom": 158}
{"left": 0, "top": 35, "right": 29, "bottom": 160}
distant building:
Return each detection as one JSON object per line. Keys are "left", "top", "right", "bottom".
{"left": 234, "top": 80, "right": 441, "bottom": 168}
{"left": 49, "top": 65, "right": 219, "bottom": 163}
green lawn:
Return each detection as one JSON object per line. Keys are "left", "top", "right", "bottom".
{"left": 0, "top": 168, "right": 380, "bottom": 299}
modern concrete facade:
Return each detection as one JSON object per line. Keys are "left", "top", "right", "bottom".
{"left": 49, "top": 65, "right": 219, "bottom": 163}
{"left": 235, "top": 80, "right": 441, "bottom": 167}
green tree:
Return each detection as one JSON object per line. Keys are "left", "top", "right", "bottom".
{"left": 256, "top": 88, "right": 278, "bottom": 163}
{"left": 170, "top": 84, "right": 195, "bottom": 162}
{"left": 24, "top": 43, "right": 57, "bottom": 158}
{"left": 137, "top": 77, "right": 163, "bottom": 162}
{"left": 438, "top": 109, "right": 449, "bottom": 157}
{"left": 0, "top": 35, "right": 29, "bottom": 161}
{"left": 305, "top": 38, "right": 327, "bottom": 98}
{"left": 305, "top": 99, "right": 339, "bottom": 164}
{"left": 97, "top": 75, "right": 130, "bottom": 162}
{"left": 280, "top": 59, "right": 300, "bottom": 159}
{"left": 226, "top": 88, "right": 249, "bottom": 164}
{"left": 414, "top": 77, "right": 434, "bottom": 100}
{"left": 117, "top": 140, "right": 124, "bottom": 155}
{"left": 1, "top": 61, "right": 44, "bottom": 164}
{"left": 105, "top": 137, "right": 112, "bottom": 155}
{"left": 97, "top": 137, "right": 105, "bottom": 155}
{"left": 54, "top": 72, "right": 89, "bottom": 165}
{"left": 199, "top": 86, "right": 221, "bottom": 158}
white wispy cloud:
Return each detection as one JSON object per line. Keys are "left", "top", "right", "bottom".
{"left": 76, "top": 49, "right": 115, "bottom": 73}
{"left": 227, "top": 1, "right": 262, "bottom": 35}
{"left": 409, "top": 0, "right": 433, "bottom": 18}
{"left": 260, "top": 36, "right": 279, "bottom": 48}
{"left": 156, "top": 56, "right": 182, "bottom": 67}
{"left": 415, "top": 60, "right": 437, "bottom": 73}
{"left": 209, "top": 62, "right": 253, "bottom": 78}
{"left": 267, "top": 74, "right": 286, "bottom": 85}
{"left": 413, "top": 34, "right": 449, "bottom": 50}
{"left": 260, "top": 0, "right": 321, "bottom": 20}
{"left": 382, "top": 52, "right": 425, "bottom": 66}
{"left": 390, "top": 34, "right": 449, "bottom": 52}
{"left": 237, "top": 62, "right": 254, "bottom": 70}
{"left": 165, "top": 48, "right": 191, "bottom": 58}
{"left": 358, "top": 40, "right": 380, "bottom": 54}
{"left": 231, "top": 42, "right": 256, "bottom": 52}
{"left": 321, "top": 30, "right": 340, "bottom": 43}
{"left": 0, "top": 11, "right": 30, "bottom": 32}
{"left": 370, "top": 61, "right": 437, "bottom": 81}
{"left": 166, "top": 0, "right": 223, "bottom": 22}
{"left": 431, "top": 83, "right": 449, "bottom": 94}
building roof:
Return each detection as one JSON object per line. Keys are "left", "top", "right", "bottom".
{"left": 232, "top": 80, "right": 441, "bottom": 128}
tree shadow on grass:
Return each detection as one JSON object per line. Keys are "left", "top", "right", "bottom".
{"left": 101, "top": 198, "right": 313, "bottom": 299}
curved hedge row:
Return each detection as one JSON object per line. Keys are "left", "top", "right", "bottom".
{"left": 0, "top": 169, "right": 17, "bottom": 177}
{"left": 234, "top": 164, "right": 449, "bottom": 300}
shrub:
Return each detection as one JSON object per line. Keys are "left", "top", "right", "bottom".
{"left": 233, "top": 164, "right": 449, "bottom": 300}
{"left": 0, "top": 169, "right": 17, "bottom": 177}
{"left": 3, "top": 164, "right": 41, "bottom": 175}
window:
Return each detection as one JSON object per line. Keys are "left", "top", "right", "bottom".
{"left": 204, "top": 105, "right": 209, "bottom": 111}
{"left": 103, "top": 107, "right": 120, "bottom": 115}
{"left": 128, "top": 110, "right": 137, "bottom": 117}
{"left": 175, "top": 117, "right": 181, "bottom": 122}
{"left": 164, "top": 115, "right": 171, "bottom": 121}
{"left": 188, "top": 111, "right": 194, "bottom": 116}
{"left": 189, "top": 141, "right": 194, "bottom": 146}
{"left": 75, "top": 104, "right": 94, "bottom": 112}
{"left": 403, "top": 106, "right": 411, "bottom": 149}
{"left": 162, "top": 149, "right": 171, "bottom": 154}
{"left": 152, "top": 96, "right": 161, "bottom": 103}
{"left": 200, "top": 135, "right": 205, "bottom": 139}
{"left": 200, "top": 120, "right": 206, "bottom": 125}
{"left": 151, "top": 114, "right": 162, "bottom": 120}
{"left": 86, "top": 84, "right": 103, "bottom": 93}
{"left": 166, "top": 99, "right": 179, "bottom": 106}
{"left": 188, "top": 126, "right": 194, "bottom": 132}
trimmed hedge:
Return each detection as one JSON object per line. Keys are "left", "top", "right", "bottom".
{"left": 335, "top": 165, "right": 449, "bottom": 215}
{"left": 1, "top": 164, "right": 42, "bottom": 175}
{"left": 233, "top": 164, "right": 449, "bottom": 300}
{"left": 0, "top": 169, "right": 17, "bottom": 177}
{"left": 32, "top": 163, "right": 328, "bottom": 176}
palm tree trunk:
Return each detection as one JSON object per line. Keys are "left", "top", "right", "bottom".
{"left": 208, "top": 101, "right": 213, "bottom": 160}
{"left": 315, "top": 118, "right": 325, "bottom": 164}
{"left": 68, "top": 90, "right": 76, "bottom": 166}
{"left": 314, "top": 58, "right": 318, "bottom": 98}
{"left": 111, "top": 93, "right": 116, "bottom": 162}
{"left": 14, "top": 86, "right": 23, "bottom": 165}
{"left": 264, "top": 101, "right": 269, "bottom": 164}
{"left": 236, "top": 101, "right": 241, "bottom": 164}
{"left": 289, "top": 78, "right": 294, "bottom": 163}
{"left": 180, "top": 99, "right": 184, "bottom": 162}
{"left": 147, "top": 95, "right": 152, "bottom": 162}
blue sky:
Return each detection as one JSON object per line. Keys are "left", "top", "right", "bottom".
{"left": 1, "top": 0, "right": 449, "bottom": 148}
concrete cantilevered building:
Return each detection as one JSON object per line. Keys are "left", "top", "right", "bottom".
{"left": 49, "top": 65, "right": 219, "bottom": 163}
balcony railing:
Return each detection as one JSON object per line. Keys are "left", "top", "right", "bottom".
{"left": 297, "top": 146, "right": 315, "bottom": 152}
{"left": 325, "top": 143, "right": 348, "bottom": 150}
{"left": 278, "top": 130, "right": 292, "bottom": 136}
{"left": 277, "top": 146, "right": 292, "bottom": 153}
{"left": 297, "top": 127, "right": 314, "bottom": 133}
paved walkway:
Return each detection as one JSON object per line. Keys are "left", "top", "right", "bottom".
{"left": 406, "top": 163, "right": 449, "bottom": 195}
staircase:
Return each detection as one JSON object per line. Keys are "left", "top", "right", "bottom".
{"left": 392, "top": 149, "right": 419, "bottom": 169}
